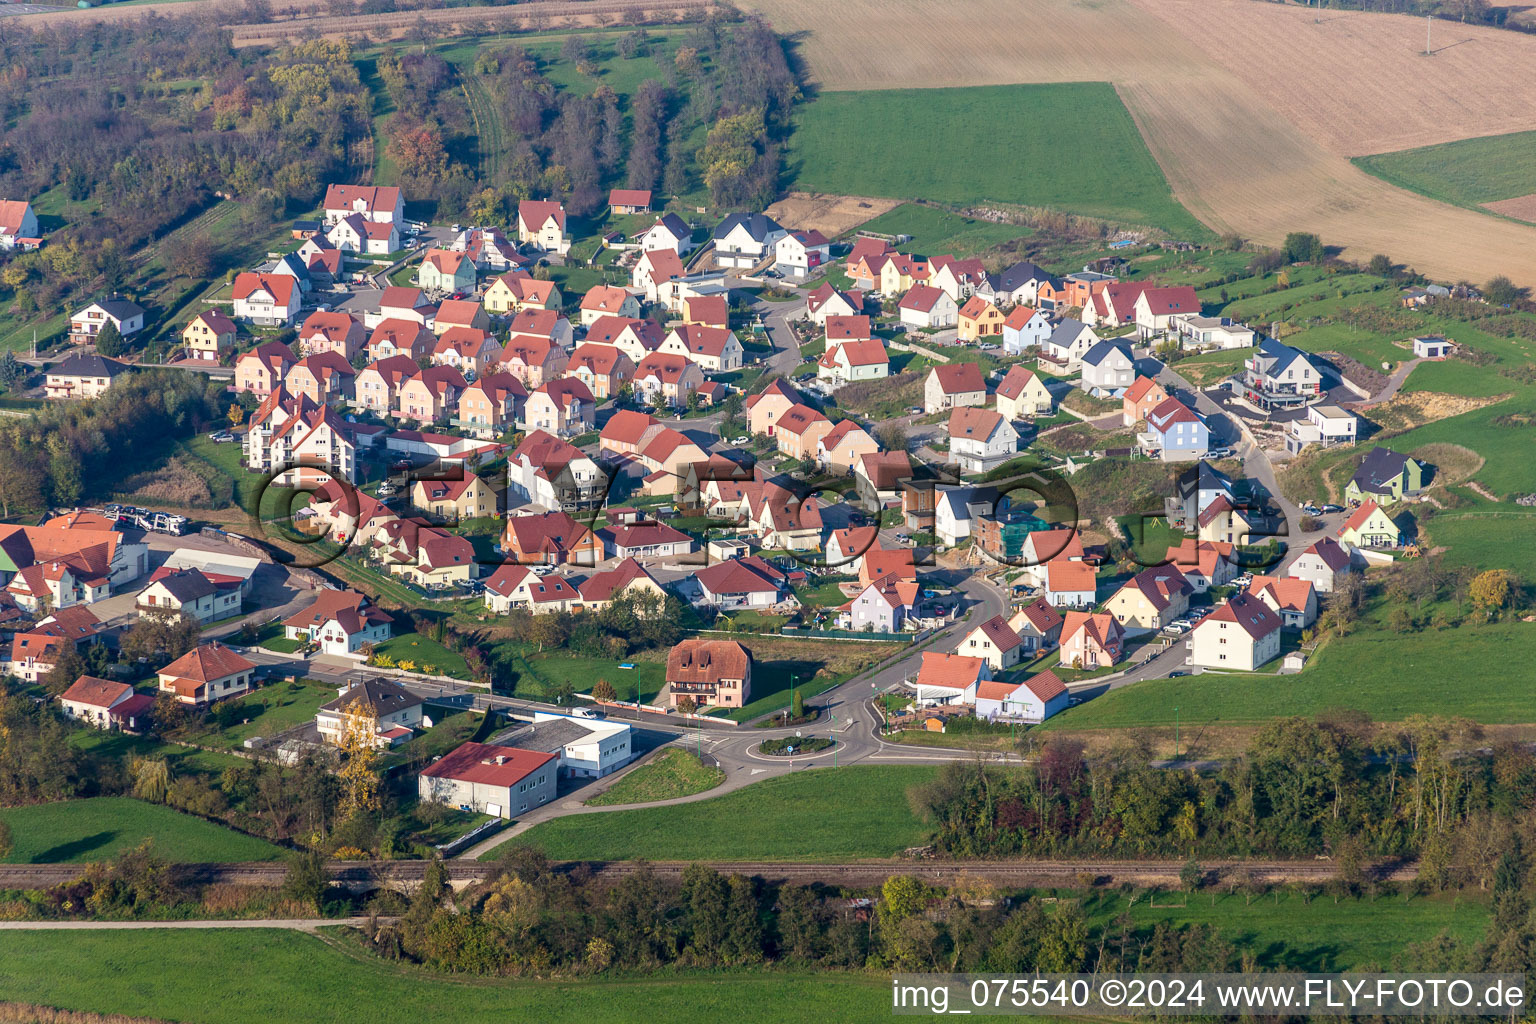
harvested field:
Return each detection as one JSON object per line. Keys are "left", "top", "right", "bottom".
{"left": 764, "top": 192, "right": 903, "bottom": 236}
{"left": 1484, "top": 194, "right": 1536, "bottom": 224}
{"left": 742, "top": 0, "right": 1536, "bottom": 284}
{"left": 1411, "top": 442, "right": 1484, "bottom": 489}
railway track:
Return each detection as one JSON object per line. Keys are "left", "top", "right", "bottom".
{"left": 0, "top": 857, "right": 1415, "bottom": 890}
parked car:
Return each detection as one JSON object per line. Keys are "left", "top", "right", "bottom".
{"left": 1321, "top": 504, "right": 1344, "bottom": 514}
{"left": 1168, "top": 619, "right": 1193, "bottom": 631}
{"left": 731, "top": 436, "right": 749, "bottom": 445}
{"left": 1168, "top": 671, "right": 1189, "bottom": 678}
{"left": 207, "top": 431, "right": 235, "bottom": 443}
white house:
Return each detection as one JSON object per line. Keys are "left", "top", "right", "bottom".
{"left": 503, "top": 712, "right": 636, "bottom": 779}
{"left": 898, "top": 285, "right": 958, "bottom": 329}
{"left": 1133, "top": 286, "right": 1201, "bottom": 339}
{"left": 1001, "top": 306, "right": 1051, "bottom": 355}
{"left": 1173, "top": 315, "right": 1256, "bottom": 351}
{"left": 1286, "top": 403, "right": 1358, "bottom": 454}
{"left": 135, "top": 568, "right": 242, "bottom": 624}
{"left": 638, "top": 213, "right": 695, "bottom": 255}
{"left": 1079, "top": 341, "right": 1135, "bottom": 393}
{"left": 518, "top": 200, "right": 570, "bottom": 255}
{"left": 68, "top": 298, "right": 145, "bottom": 346}
{"left": 326, "top": 213, "right": 399, "bottom": 255}
{"left": 817, "top": 338, "right": 889, "bottom": 386}
{"left": 232, "top": 273, "right": 302, "bottom": 326}
{"left": 0, "top": 199, "right": 40, "bottom": 250}
{"left": 910, "top": 652, "right": 991, "bottom": 707}
{"left": 315, "top": 678, "right": 425, "bottom": 748}
{"left": 774, "top": 229, "right": 830, "bottom": 279}
{"left": 974, "top": 672, "right": 1068, "bottom": 723}
{"left": 1038, "top": 319, "right": 1100, "bottom": 371}
{"left": 1412, "top": 335, "right": 1452, "bottom": 359}
{"left": 323, "top": 184, "right": 404, "bottom": 225}
{"left": 281, "top": 589, "right": 392, "bottom": 656}
{"left": 712, "top": 213, "right": 786, "bottom": 269}
{"left": 947, "top": 407, "right": 1019, "bottom": 473}
{"left": 1188, "top": 592, "right": 1282, "bottom": 671}
{"left": 1287, "top": 537, "right": 1354, "bottom": 594}
{"left": 58, "top": 676, "right": 154, "bottom": 731}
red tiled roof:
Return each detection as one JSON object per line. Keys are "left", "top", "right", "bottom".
{"left": 518, "top": 200, "right": 566, "bottom": 233}
{"left": 608, "top": 188, "right": 653, "bottom": 208}
{"left": 420, "top": 741, "right": 556, "bottom": 787}
{"left": 1124, "top": 375, "right": 1164, "bottom": 404}
{"left": 1019, "top": 669, "right": 1066, "bottom": 703}
{"left": 825, "top": 315, "right": 873, "bottom": 341}
{"left": 929, "top": 363, "right": 986, "bottom": 395}
{"left": 60, "top": 675, "right": 132, "bottom": 709}
{"left": 948, "top": 406, "right": 1005, "bottom": 440}
{"left": 158, "top": 643, "right": 255, "bottom": 684}
{"left": 1203, "top": 592, "right": 1282, "bottom": 640}
{"left": 995, "top": 365, "right": 1038, "bottom": 400}
{"left": 972, "top": 614, "right": 1022, "bottom": 653}
{"left": 915, "top": 652, "right": 986, "bottom": 689}
{"left": 899, "top": 284, "right": 946, "bottom": 312}
{"left": 667, "top": 639, "right": 752, "bottom": 683}
{"left": 232, "top": 273, "right": 295, "bottom": 305}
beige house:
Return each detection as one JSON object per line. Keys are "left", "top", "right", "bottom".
{"left": 994, "top": 365, "right": 1052, "bottom": 420}
{"left": 395, "top": 365, "right": 466, "bottom": 424}
{"left": 44, "top": 353, "right": 128, "bottom": 401}
{"left": 1103, "top": 567, "right": 1192, "bottom": 635}
{"left": 817, "top": 420, "right": 880, "bottom": 474}
{"left": 633, "top": 353, "right": 704, "bottom": 409}
{"left": 1188, "top": 592, "right": 1282, "bottom": 671}
{"left": 745, "top": 378, "right": 804, "bottom": 437}
{"left": 156, "top": 643, "right": 257, "bottom": 708}
{"left": 774, "top": 403, "right": 833, "bottom": 461}
{"left": 924, "top": 364, "right": 987, "bottom": 414}
{"left": 354, "top": 355, "right": 420, "bottom": 414}
{"left": 456, "top": 374, "right": 525, "bottom": 438}
{"left": 658, "top": 324, "right": 743, "bottom": 373}
{"left": 182, "top": 311, "right": 237, "bottom": 363}
{"left": 666, "top": 638, "right": 753, "bottom": 710}
{"left": 482, "top": 272, "right": 562, "bottom": 315}
{"left": 517, "top": 200, "right": 569, "bottom": 254}
{"left": 568, "top": 344, "right": 635, "bottom": 400}
{"left": 960, "top": 615, "right": 1025, "bottom": 671}
{"left": 412, "top": 471, "right": 497, "bottom": 521}
{"left": 579, "top": 285, "right": 641, "bottom": 326}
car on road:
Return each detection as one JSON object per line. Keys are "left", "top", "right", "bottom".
{"left": 570, "top": 707, "right": 603, "bottom": 719}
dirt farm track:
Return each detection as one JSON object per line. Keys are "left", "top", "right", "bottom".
{"left": 17, "top": 0, "right": 1536, "bottom": 283}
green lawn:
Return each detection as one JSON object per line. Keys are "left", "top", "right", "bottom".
{"left": 585, "top": 748, "right": 725, "bottom": 806}
{"left": 0, "top": 797, "right": 286, "bottom": 864}
{"left": 850, "top": 203, "right": 1025, "bottom": 255}
{"left": 0, "top": 930, "right": 894, "bottom": 1024}
{"left": 177, "top": 678, "right": 337, "bottom": 750}
{"left": 1046, "top": 620, "right": 1536, "bottom": 729}
{"left": 1076, "top": 888, "right": 1487, "bottom": 972}
{"left": 373, "top": 633, "right": 471, "bottom": 679}
{"left": 1353, "top": 130, "right": 1536, "bottom": 211}
{"left": 1423, "top": 508, "right": 1536, "bottom": 578}
{"left": 493, "top": 644, "right": 666, "bottom": 704}
{"left": 512, "top": 765, "right": 936, "bottom": 861}
{"left": 790, "top": 84, "right": 1208, "bottom": 237}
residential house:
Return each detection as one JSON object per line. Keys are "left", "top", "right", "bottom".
{"left": 1288, "top": 537, "right": 1354, "bottom": 593}
{"left": 774, "top": 403, "right": 833, "bottom": 461}
{"left": 666, "top": 639, "right": 753, "bottom": 709}
{"left": 856, "top": 450, "right": 917, "bottom": 510}
{"left": 316, "top": 678, "right": 424, "bottom": 748}
{"left": 578, "top": 285, "right": 640, "bottom": 326}
{"left": 1121, "top": 375, "right": 1168, "bottom": 427}
{"left": 631, "top": 248, "right": 686, "bottom": 303}
{"left": 608, "top": 188, "right": 652, "bottom": 214}
{"left": 987, "top": 260, "right": 1048, "bottom": 305}
{"left": 418, "top": 742, "right": 556, "bottom": 819}
{"left": 1060, "top": 611, "right": 1125, "bottom": 669}
{"left": 859, "top": 547, "right": 916, "bottom": 589}
{"left": 1103, "top": 566, "right": 1192, "bottom": 635}
{"left": 845, "top": 236, "right": 894, "bottom": 276}
{"left": 692, "top": 556, "right": 788, "bottom": 610}
{"left": 975, "top": 672, "right": 1068, "bottom": 723}
{"left": 1038, "top": 319, "right": 1101, "bottom": 372}
{"left": 522, "top": 378, "right": 595, "bottom": 437}
{"left": 412, "top": 471, "right": 496, "bottom": 521}
{"left": 637, "top": 428, "right": 709, "bottom": 486}
{"left": 947, "top": 407, "right": 1018, "bottom": 473}
{"left": 877, "top": 254, "right": 929, "bottom": 296}
{"left": 372, "top": 520, "right": 476, "bottom": 587}
{"left": 577, "top": 557, "right": 668, "bottom": 614}
{"left": 1196, "top": 495, "right": 1257, "bottom": 546}
{"left": 326, "top": 213, "right": 398, "bottom": 254}
{"left": 1132, "top": 286, "right": 1202, "bottom": 339}
{"left": 1246, "top": 575, "right": 1318, "bottom": 629}
{"left": 432, "top": 327, "right": 502, "bottom": 376}
{"left": 502, "top": 510, "right": 603, "bottom": 567}
{"left": 924, "top": 363, "right": 987, "bottom": 413}
{"left": 597, "top": 517, "right": 695, "bottom": 560}
{"left": 934, "top": 485, "right": 999, "bottom": 546}
{"left": 745, "top": 378, "right": 805, "bottom": 437}
{"left": 1171, "top": 460, "right": 1236, "bottom": 530}
{"left": 659, "top": 324, "right": 743, "bottom": 373}
{"left": 517, "top": 200, "right": 569, "bottom": 254}
{"left": 135, "top": 567, "right": 240, "bottom": 624}
{"left": 1173, "top": 314, "right": 1256, "bottom": 350}
{"left": 567, "top": 344, "right": 635, "bottom": 400}
{"left": 1164, "top": 538, "right": 1238, "bottom": 592}
{"left": 231, "top": 273, "right": 301, "bottom": 326}
{"left": 156, "top": 643, "right": 257, "bottom": 707}
{"left": 0, "top": 198, "right": 40, "bottom": 250}
{"left": 44, "top": 353, "right": 128, "bottom": 401}
{"left": 1337, "top": 500, "right": 1401, "bottom": 550}
{"left": 456, "top": 226, "right": 527, "bottom": 274}
{"left": 805, "top": 282, "right": 863, "bottom": 325}
{"left": 973, "top": 505, "right": 1049, "bottom": 562}
{"left": 182, "top": 311, "right": 237, "bottom": 363}
{"left": 395, "top": 364, "right": 466, "bottom": 424}
{"left": 994, "top": 365, "right": 1053, "bottom": 420}
{"left": 713, "top": 213, "right": 786, "bottom": 269}
{"left": 377, "top": 286, "right": 433, "bottom": 327}
{"left": 1079, "top": 341, "right": 1136, "bottom": 393}
{"left": 233, "top": 341, "right": 295, "bottom": 397}
{"left": 929, "top": 256, "right": 988, "bottom": 301}
{"left": 601, "top": 410, "right": 664, "bottom": 458}
{"left": 243, "top": 391, "right": 359, "bottom": 486}
{"left": 323, "top": 184, "right": 404, "bottom": 225}
{"left": 367, "top": 319, "right": 435, "bottom": 363}
{"left": 282, "top": 589, "right": 392, "bottom": 656}
{"left": 683, "top": 294, "right": 729, "bottom": 329}
{"left": 826, "top": 315, "right": 873, "bottom": 344}
{"left": 1241, "top": 338, "right": 1323, "bottom": 409}
{"left": 499, "top": 335, "right": 569, "bottom": 390}
{"left": 1007, "top": 597, "right": 1064, "bottom": 654}
{"left": 1189, "top": 592, "right": 1282, "bottom": 670}
{"left": 455, "top": 373, "right": 526, "bottom": 438}
{"left": 1346, "top": 447, "right": 1424, "bottom": 504}
{"left": 841, "top": 575, "right": 919, "bottom": 633}
{"left": 824, "top": 525, "right": 880, "bottom": 575}
{"left": 1286, "top": 403, "right": 1358, "bottom": 454}
{"left": 354, "top": 355, "right": 420, "bottom": 414}
{"left": 817, "top": 338, "right": 889, "bottom": 387}
{"left": 774, "top": 229, "right": 830, "bottom": 278}
{"left": 637, "top": 212, "right": 694, "bottom": 255}
{"left": 817, "top": 420, "right": 880, "bottom": 474}
{"left": 962, "top": 615, "right": 1025, "bottom": 671}
{"left": 483, "top": 272, "right": 562, "bottom": 316}
{"left": 69, "top": 297, "right": 145, "bottom": 346}
{"left": 1001, "top": 306, "right": 1051, "bottom": 355}
{"left": 633, "top": 353, "right": 704, "bottom": 409}
{"left": 505, "top": 431, "right": 605, "bottom": 512}
{"left": 898, "top": 285, "right": 958, "bottom": 329}
{"left": 433, "top": 299, "right": 491, "bottom": 336}
{"left": 284, "top": 351, "right": 356, "bottom": 406}
{"left": 911, "top": 652, "right": 990, "bottom": 707}
{"left": 418, "top": 248, "right": 477, "bottom": 294}
{"left": 1142, "top": 397, "right": 1209, "bottom": 461}
{"left": 1044, "top": 559, "right": 1098, "bottom": 609}
{"left": 58, "top": 676, "right": 154, "bottom": 732}
{"left": 956, "top": 296, "right": 1004, "bottom": 342}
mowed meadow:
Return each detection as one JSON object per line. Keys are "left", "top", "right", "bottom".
{"left": 745, "top": 0, "right": 1536, "bottom": 283}
{"left": 787, "top": 84, "right": 1207, "bottom": 237}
